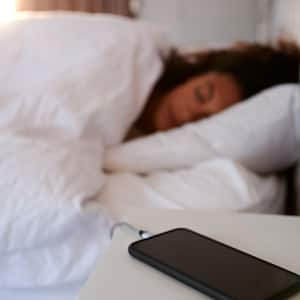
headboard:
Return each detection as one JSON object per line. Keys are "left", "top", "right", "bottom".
{"left": 15, "top": 0, "right": 131, "bottom": 16}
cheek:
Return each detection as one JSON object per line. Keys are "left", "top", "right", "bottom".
{"left": 154, "top": 96, "right": 185, "bottom": 130}
{"left": 152, "top": 85, "right": 198, "bottom": 130}
{"left": 213, "top": 86, "right": 242, "bottom": 111}
{"left": 158, "top": 91, "right": 181, "bottom": 118}
{"left": 223, "top": 81, "right": 243, "bottom": 105}
{"left": 152, "top": 95, "right": 173, "bottom": 130}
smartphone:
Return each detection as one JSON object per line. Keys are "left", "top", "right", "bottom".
{"left": 128, "top": 228, "right": 300, "bottom": 300}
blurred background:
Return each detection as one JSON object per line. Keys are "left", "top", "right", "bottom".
{"left": 0, "top": 0, "right": 299, "bottom": 48}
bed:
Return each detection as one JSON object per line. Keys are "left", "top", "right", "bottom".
{"left": 0, "top": 8, "right": 299, "bottom": 300}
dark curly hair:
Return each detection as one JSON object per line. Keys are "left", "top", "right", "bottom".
{"left": 152, "top": 41, "right": 300, "bottom": 100}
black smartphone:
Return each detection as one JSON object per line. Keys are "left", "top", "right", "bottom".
{"left": 128, "top": 228, "right": 300, "bottom": 300}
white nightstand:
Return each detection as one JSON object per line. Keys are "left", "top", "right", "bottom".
{"left": 79, "top": 210, "right": 300, "bottom": 300}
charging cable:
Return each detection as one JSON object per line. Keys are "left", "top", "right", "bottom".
{"left": 110, "top": 222, "right": 153, "bottom": 240}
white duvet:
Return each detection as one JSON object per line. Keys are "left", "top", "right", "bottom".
{"left": 0, "top": 13, "right": 299, "bottom": 288}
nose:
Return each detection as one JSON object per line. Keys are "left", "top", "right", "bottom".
{"left": 192, "top": 111, "right": 210, "bottom": 122}
{"left": 173, "top": 108, "right": 209, "bottom": 127}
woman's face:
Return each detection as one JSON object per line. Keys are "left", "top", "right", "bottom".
{"left": 142, "top": 72, "right": 243, "bottom": 132}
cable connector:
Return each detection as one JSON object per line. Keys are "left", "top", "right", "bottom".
{"left": 110, "top": 222, "right": 152, "bottom": 240}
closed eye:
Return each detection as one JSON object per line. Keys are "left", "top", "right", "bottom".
{"left": 194, "top": 82, "right": 214, "bottom": 104}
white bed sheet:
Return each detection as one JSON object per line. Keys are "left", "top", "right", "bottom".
{"left": 0, "top": 284, "right": 81, "bottom": 300}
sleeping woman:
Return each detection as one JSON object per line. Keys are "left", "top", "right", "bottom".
{"left": 130, "top": 41, "right": 300, "bottom": 136}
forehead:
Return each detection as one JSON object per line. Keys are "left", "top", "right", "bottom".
{"left": 188, "top": 72, "right": 227, "bottom": 84}
{"left": 181, "top": 72, "right": 238, "bottom": 89}
{"left": 172, "top": 73, "right": 212, "bottom": 93}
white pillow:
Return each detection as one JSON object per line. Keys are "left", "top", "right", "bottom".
{"left": 104, "top": 84, "right": 300, "bottom": 174}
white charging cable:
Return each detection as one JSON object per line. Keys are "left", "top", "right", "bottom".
{"left": 110, "top": 222, "right": 153, "bottom": 240}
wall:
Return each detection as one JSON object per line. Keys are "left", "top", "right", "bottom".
{"left": 270, "top": 0, "right": 300, "bottom": 44}
{"left": 138, "top": 0, "right": 260, "bottom": 48}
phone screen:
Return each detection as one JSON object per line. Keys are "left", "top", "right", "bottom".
{"left": 129, "top": 228, "right": 300, "bottom": 300}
